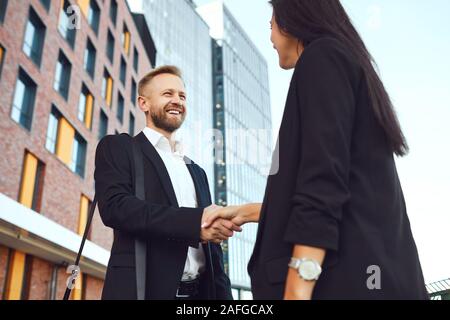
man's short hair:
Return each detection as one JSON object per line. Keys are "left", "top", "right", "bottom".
{"left": 138, "top": 65, "right": 183, "bottom": 96}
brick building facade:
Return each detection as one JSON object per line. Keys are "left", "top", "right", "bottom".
{"left": 0, "top": 0, "right": 155, "bottom": 300}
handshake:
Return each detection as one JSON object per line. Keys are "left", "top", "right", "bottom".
{"left": 199, "top": 203, "right": 261, "bottom": 244}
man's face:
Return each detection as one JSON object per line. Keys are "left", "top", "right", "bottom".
{"left": 142, "top": 73, "right": 187, "bottom": 133}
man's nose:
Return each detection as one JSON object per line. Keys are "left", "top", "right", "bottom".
{"left": 171, "top": 96, "right": 183, "bottom": 106}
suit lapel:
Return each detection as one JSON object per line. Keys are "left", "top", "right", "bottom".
{"left": 184, "top": 157, "right": 208, "bottom": 208}
{"left": 136, "top": 132, "right": 179, "bottom": 207}
{"left": 185, "top": 156, "right": 215, "bottom": 295}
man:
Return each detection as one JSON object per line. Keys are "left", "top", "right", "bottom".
{"left": 95, "top": 65, "right": 239, "bottom": 300}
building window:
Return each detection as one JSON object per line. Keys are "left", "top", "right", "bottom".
{"left": 4, "top": 150, "right": 45, "bottom": 298}
{"left": 3, "top": 251, "right": 33, "bottom": 300}
{"left": 117, "top": 92, "right": 124, "bottom": 123}
{"left": 215, "top": 48, "right": 223, "bottom": 73}
{"left": 78, "top": 84, "right": 94, "bottom": 129}
{"left": 72, "top": 194, "right": 92, "bottom": 300}
{"left": 19, "top": 151, "right": 45, "bottom": 211}
{"left": 129, "top": 112, "right": 135, "bottom": 136}
{"left": 23, "top": 7, "right": 46, "bottom": 67}
{"left": 0, "top": 0, "right": 8, "bottom": 24}
{"left": 130, "top": 78, "right": 136, "bottom": 105}
{"left": 79, "top": 0, "right": 100, "bottom": 35}
{"left": 11, "top": 68, "right": 37, "bottom": 131}
{"left": 84, "top": 38, "right": 96, "bottom": 79}
{"left": 39, "top": 0, "right": 51, "bottom": 11}
{"left": 89, "top": 1, "right": 100, "bottom": 35}
{"left": 133, "top": 47, "right": 139, "bottom": 72}
{"left": 109, "top": 0, "right": 117, "bottom": 26}
{"left": 98, "top": 109, "right": 108, "bottom": 139}
{"left": 119, "top": 56, "right": 126, "bottom": 85}
{"left": 58, "top": 0, "right": 77, "bottom": 48}
{"left": 122, "top": 23, "right": 130, "bottom": 55}
{"left": 78, "top": 195, "right": 92, "bottom": 239}
{"left": 0, "top": 44, "right": 5, "bottom": 78}
{"left": 101, "top": 68, "right": 113, "bottom": 107}
{"left": 54, "top": 50, "right": 71, "bottom": 100}
{"left": 106, "top": 29, "right": 115, "bottom": 64}
{"left": 45, "top": 106, "right": 87, "bottom": 178}
{"left": 45, "top": 107, "right": 59, "bottom": 153}
{"left": 71, "top": 134, "right": 87, "bottom": 177}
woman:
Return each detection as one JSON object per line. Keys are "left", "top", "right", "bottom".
{"left": 204, "top": 0, "right": 428, "bottom": 300}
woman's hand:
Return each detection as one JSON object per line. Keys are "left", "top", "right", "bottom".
{"left": 201, "top": 203, "right": 262, "bottom": 229}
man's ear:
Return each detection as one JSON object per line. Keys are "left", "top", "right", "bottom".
{"left": 138, "top": 96, "right": 150, "bottom": 114}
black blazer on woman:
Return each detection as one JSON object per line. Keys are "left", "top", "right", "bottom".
{"left": 248, "top": 37, "right": 428, "bottom": 299}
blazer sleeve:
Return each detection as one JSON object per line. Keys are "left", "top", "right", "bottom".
{"left": 283, "top": 40, "right": 358, "bottom": 253}
{"left": 94, "top": 134, "right": 204, "bottom": 247}
{"left": 200, "top": 168, "right": 233, "bottom": 300}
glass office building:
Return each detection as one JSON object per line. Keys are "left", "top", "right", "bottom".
{"left": 134, "top": 0, "right": 215, "bottom": 188}
{"left": 197, "top": 1, "right": 272, "bottom": 299}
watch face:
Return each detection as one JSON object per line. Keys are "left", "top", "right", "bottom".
{"left": 299, "top": 260, "right": 320, "bottom": 280}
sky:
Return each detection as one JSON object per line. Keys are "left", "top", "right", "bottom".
{"left": 130, "top": 0, "right": 450, "bottom": 284}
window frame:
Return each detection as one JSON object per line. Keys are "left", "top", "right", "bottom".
{"left": 87, "top": 0, "right": 100, "bottom": 35}
{"left": 0, "top": 0, "right": 8, "bottom": 24}
{"left": 22, "top": 7, "right": 46, "bottom": 67}
{"left": 109, "top": 0, "right": 117, "bottom": 26}
{"left": 106, "top": 29, "right": 115, "bottom": 64}
{"left": 128, "top": 112, "right": 135, "bottom": 136}
{"left": 58, "top": 0, "right": 77, "bottom": 49}
{"left": 10, "top": 68, "right": 37, "bottom": 131}
{"left": 119, "top": 55, "right": 126, "bottom": 85}
{"left": 116, "top": 92, "right": 124, "bottom": 123}
{"left": 78, "top": 84, "right": 94, "bottom": 130}
{"left": 84, "top": 38, "right": 96, "bottom": 79}
{"left": 98, "top": 109, "right": 108, "bottom": 140}
{"left": 133, "top": 47, "right": 139, "bottom": 72}
{"left": 53, "top": 50, "right": 72, "bottom": 100}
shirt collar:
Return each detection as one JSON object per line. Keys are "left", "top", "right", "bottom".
{"left": 143, "top": 127, "right": 184, "bottom": 157}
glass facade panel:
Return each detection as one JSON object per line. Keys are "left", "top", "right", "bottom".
{"left": 141, "top": 0, "right": 214, "bottom": 191}
{"left": 198, "top": 3, "right": 272, "bottom": 291}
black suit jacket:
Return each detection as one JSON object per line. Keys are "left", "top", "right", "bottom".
{"left": 248, "top": 37, "right": 428, "bottom": 300}
{"left": 94, "top": 132, "right": 232, "bottom": 300}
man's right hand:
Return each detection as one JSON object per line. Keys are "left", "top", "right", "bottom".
{"left": 200, "top": 205, "right": 242, "bottom": 244}
{"left": 201, "top": 203, "right": 262, "bottom": 230}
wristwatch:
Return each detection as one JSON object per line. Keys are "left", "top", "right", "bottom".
{"left": 288, "top": 257, "right": 322, "bottom": 281}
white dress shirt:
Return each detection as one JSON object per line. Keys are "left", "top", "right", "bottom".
{"left": 143, "top": 127, "right": 205, "bottom": 281}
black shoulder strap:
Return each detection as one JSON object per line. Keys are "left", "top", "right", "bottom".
{"left": 63, "top": 135, "right": 146, "bottom": 300}
{"left": 132, "top": 138, "right": 147, "bottom": 300}
{"left": 62, "top": 195, "right": 97, "bottom": 300}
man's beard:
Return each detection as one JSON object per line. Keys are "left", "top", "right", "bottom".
{"left": 150, "top": 104, "right": 186, "bottom": 133}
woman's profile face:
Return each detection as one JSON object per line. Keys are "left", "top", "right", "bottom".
{"left": 270, "top": 13, "right": 304, "bottom": 70}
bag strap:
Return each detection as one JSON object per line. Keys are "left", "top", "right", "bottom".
{"left": 63, "top": 136, "right": 146, "bottom": 300}
{"left": 132, "top": 138, "right": 147, "bottom": 300}
{"left": 63, "top": 195, "right": 98, "bottom": 300}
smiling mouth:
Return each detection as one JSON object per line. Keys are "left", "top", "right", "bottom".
{"left": 166, "top": 108, "right": 183, "bottom": 116}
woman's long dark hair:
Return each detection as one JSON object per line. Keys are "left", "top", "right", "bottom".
{"left": 270, "top": 0, "right": 408, "bottom": 156}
